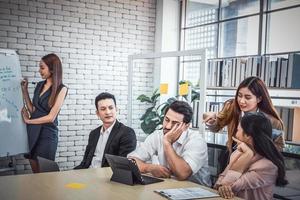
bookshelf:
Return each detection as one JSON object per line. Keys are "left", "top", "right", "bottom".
{"left": 207, "top": 54, "right": 300, "bottom": 89}
{"left": 203, "top": 53, "right": 300, "bottom": 143}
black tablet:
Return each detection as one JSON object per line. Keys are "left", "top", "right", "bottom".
{"left": 105, "top": 154, "right": 164, "bottom": 185}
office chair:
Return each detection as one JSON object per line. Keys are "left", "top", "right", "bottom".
{"left": 37, "top": 156, "right": 60, "bottom": 173}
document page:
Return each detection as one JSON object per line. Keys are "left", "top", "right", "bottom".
{"left": 155, "top": 187, "right": 219, "bottom": 200}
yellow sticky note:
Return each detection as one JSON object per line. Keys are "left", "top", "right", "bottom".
{"left": 65, "top": 183, "right": 86, "bottom": 189}
{"left": 160, "top": 83, "right": 168, "bottom": 94}
{"left": 179, "top": 83, "right": 189, "bottom": 96}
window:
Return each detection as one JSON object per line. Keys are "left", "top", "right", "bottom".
{"left": 221, "top": 0, "right": 260, "bottom": 19}
{"left": 180, "top": 0, "right": 300, "bottom": 82}
{"left": 180, "top": 1, "right": 219, "bottom": 84}
{"left": 266, "top": 0, "right": 300, "bottom": 11}
{"left": 265, "top": 7, "right": 300, "bottom": 54}
{"left": 183, "top": 1, "right": 218, "bottom": 58}
{"left": 186, "top": 1, "right": 218, "bottom": 27}
{"left": 219, "top": 16, "right": 259, "bottom": 57}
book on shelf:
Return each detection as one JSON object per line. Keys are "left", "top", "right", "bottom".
{"left": 231, "top": 58, "right": 237, "bottom": 87}
{"left": 275, "top": 58, "right": 281, "bottom": 87}
{"left": 292, "top": 108, "right": 300, "bottom": 142}
{"left": 265, "top": 57, "right": 271, "bottom": 87}
{"left": 227, "top": 59, "right": 233, "bottom": 87}
{"left": 207, "top": 53, "right": 300, "bottom": 89}
{"left": 207, "top": 60, "right": 212, "bottom": 87}
{"left": 210, "top": 60, "right": 217, "bottom": 87}
{"left": 287, "top": 108, "right": 294, "bottom": 141}
{"left": 260, "top": 56, "right": 268, "bottom": 84}
{"left": 279, "top": 58, "right": 288, "bottom": 88}
{"left": 246, "top": 57, "right": 253, "bottom": 77}
{"left": 192, "top": 100, "right": 199, "bottom": 128}
{"left": 222, "top": 59, "right": 231, "bottom": 87}
{"left": 275, "top": 107, "right": 300, "bottom": 142}
{"left": 252, "top": 56, "right": 260, "bottom": 77}
{"left": 270, "top": 60, "right": 277, "bottom": 87}
{"left": 280, "top": 108, "right": 289, "bottom": 140}
{"left": 287, "top": 53, "right": 300, "bottom": 89}
{"left": 235, "top": 58, "right": 241, "bottom": 87}
{"left": 240, "top": 59, "right": 247, "bottom": 83}
{"left": 206, "top": 102, "right": 224, "bottom": 113}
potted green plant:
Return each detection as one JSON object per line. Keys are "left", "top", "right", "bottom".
{"left": 137, "top": 81, "right": 199, "bottom": 135}
{"left": 137, "top": 89, "right": 176, "bottom": 134}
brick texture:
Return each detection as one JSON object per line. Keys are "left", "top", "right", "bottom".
{"left": 0, "top": 0, "right": 156, "bottom": 173}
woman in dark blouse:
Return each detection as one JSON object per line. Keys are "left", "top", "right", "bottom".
{"left": 21, "top": 53, "right": 67, "bottom": 173}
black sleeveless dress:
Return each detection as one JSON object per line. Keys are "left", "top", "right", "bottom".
{"left": 26, "top": 81, "right": 66, "bottom": 161}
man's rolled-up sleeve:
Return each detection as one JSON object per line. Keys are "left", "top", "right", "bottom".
{"left": 181, "top": 135, "right": 208, "bottom": 174}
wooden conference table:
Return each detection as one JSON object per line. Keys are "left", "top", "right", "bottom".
{"left": 0, "top": 168, "right": 241, "bottom": 200}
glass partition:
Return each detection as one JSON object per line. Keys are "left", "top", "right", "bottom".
{"left": 128, "top": 50, "right": 207, "bottom": 137}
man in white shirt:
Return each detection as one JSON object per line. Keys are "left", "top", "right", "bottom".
{"left": 74, "top": 92, "right": 136, "bottom": 169}
{"left": 128, "top": 100, "right": 211, "bottom": 186}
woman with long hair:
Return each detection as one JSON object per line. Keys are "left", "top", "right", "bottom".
{"left": 215, "top": 113, "right": 287, "bottom": 199}
{"left": 204, "top": 76, "right": 284, "bottom": 151}
{"left": 21, "top": 53, "right": 67, "bottom": 173}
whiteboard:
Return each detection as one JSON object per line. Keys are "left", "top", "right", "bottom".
{"left": 0, "top": 49, "right": 28, "bottom": 157}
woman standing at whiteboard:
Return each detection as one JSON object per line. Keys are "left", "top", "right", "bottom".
{"left": 21, "top": 53, "right": 67, "bottom": 173}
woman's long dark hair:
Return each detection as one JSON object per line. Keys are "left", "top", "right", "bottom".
{"left": 241, "top": 112, "right": 288, "bottom": 186}
{"left": 42, "top": 53, "right": 63, "bottom": 107}
{"left": 219, "top": 76, "right": 283, "bottom": 150}
{"left": 236, "top": 76, "right": 283, "bottom": 127}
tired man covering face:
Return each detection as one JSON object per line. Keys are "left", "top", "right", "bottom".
{"left": 128, "top": 100, "right": 211, "bottom": 186}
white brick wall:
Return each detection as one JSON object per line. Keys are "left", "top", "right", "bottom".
{"left": 0, "top": 0, "right": 156, "bottom": 173}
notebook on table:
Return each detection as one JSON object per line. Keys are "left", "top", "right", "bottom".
{"left": 154, "top": 187, "right": 219, "bottom": 200}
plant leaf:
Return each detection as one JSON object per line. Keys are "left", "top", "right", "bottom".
{"left": 137, "top": 94, "right": 152, "bottom": 103}
{"left": 151, "top": 92, "right": 160, "bottom": 102}
{"left": 167, "top": 97, "right": 177, "bottom": 104}
{"left": 144, "top": 111, "right": 158, "bottom": 124}
{"left": 138, "top": 89, "right": 176, "bottom": 135}
{"left": 152, "top": 88, "right": 159, "bottom": 96}
{"left": 141, "top": 120, "right": 158, "bottom": 134}
{"left": 140, "top": 107, "right": 155, "bottom": 120}
{"left": 191, "top": 89, "right": 200, "bottom": 101}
